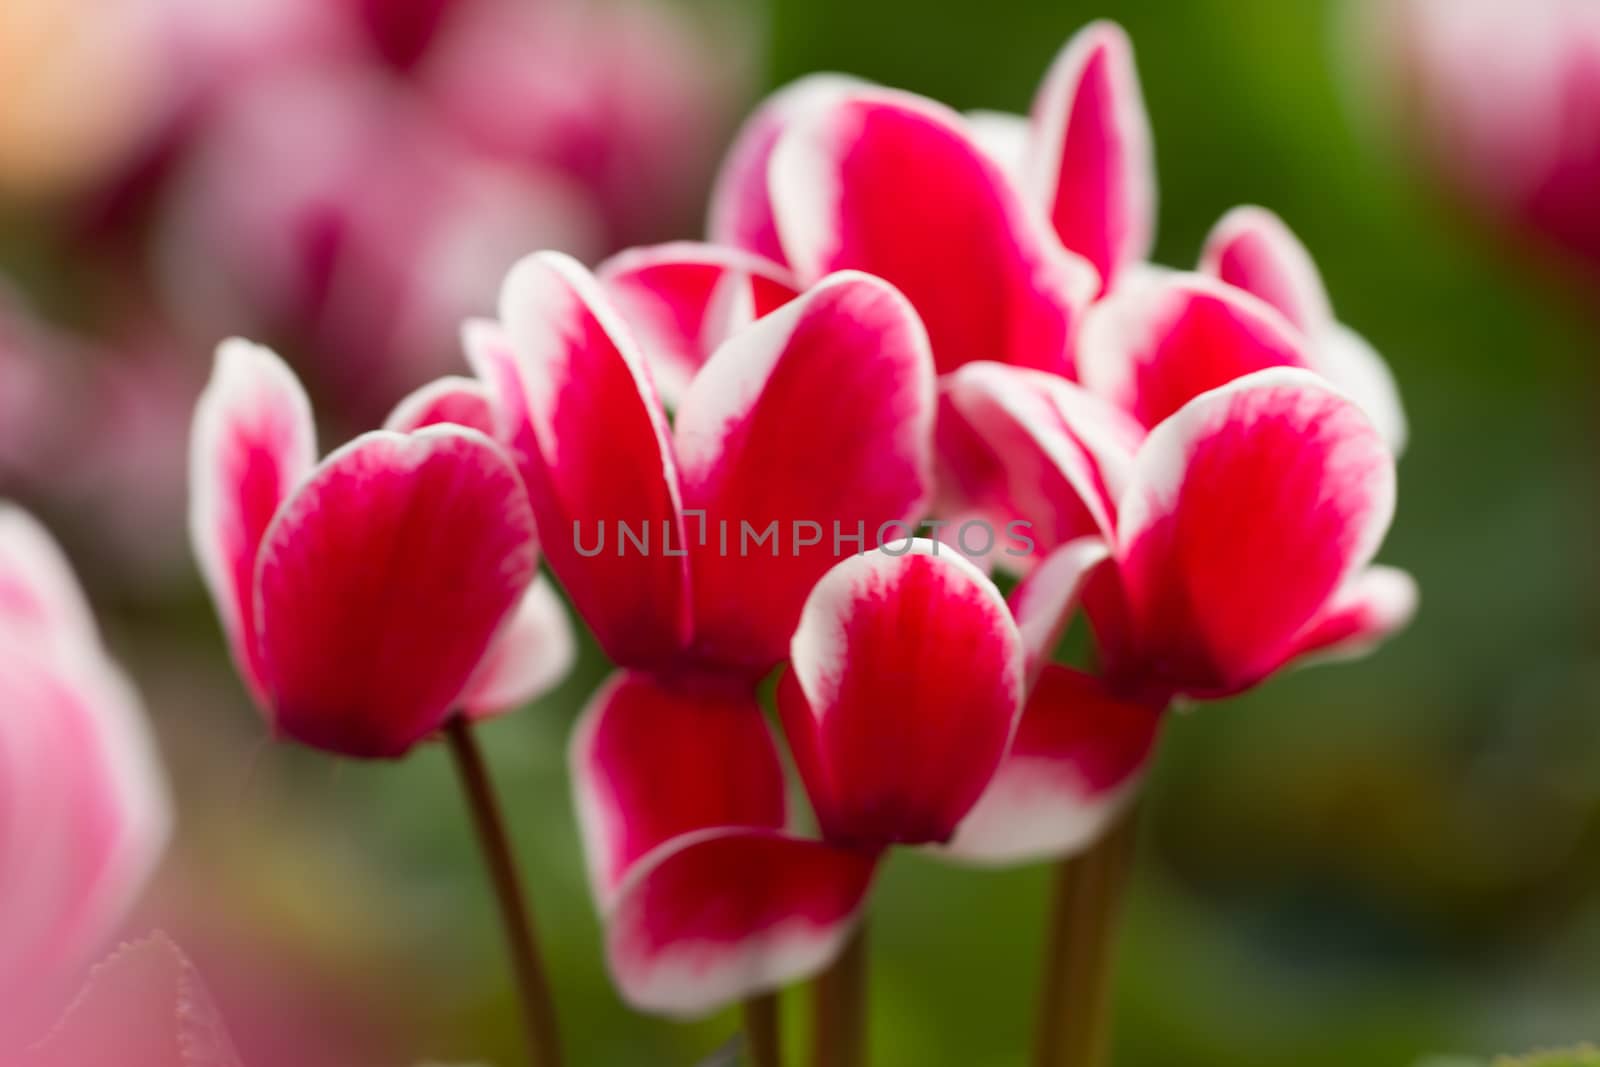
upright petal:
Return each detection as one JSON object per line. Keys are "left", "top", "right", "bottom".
{"left": 1113, "top": 369, "right": 1397, "bottom": 696}
{"left": 944, "top": 362, "right": 1142, "bottom": 557}
{"left": 254, "top": 428, "right": 537, "bottom": 758}
{"left": 945, "top": 665, "right": 1161, "bottom": 865}
{"left": 0, "top": 506, "right": 96, "bottom": 648}
{"left": 188, "top": 341, "right": 316, "bottom": 706}
{"left": 674, "top": 272, "right": 937, "bottom": 675}
{"left": 570, "top": 671, "right": 787, "bottom": 907}
{"left": 780, "top": 544, "right": 1025, "bottom": 847}
{"left": 461, "top": 318, "right": 542, "bottom": 491}
{"left": 1199, "top": 207, "right": 1409, "bottom": 452}
{"left": 1027, "top": 21, "right": 1156, "bottom": 294}
{"left": 606, "top": 828, "right": 876, "bottom": 1018}
{"left": 1198, "top": 206, "right": 1332, "bottom": 333}
{"left": 0, "top": 640, "right": 170, "bottom": 1037}
{"left": 708, "top": 74, "right": 871, "bottom": 265}
{"left": 460, "top": 575, "right": 576, "bottom": 719}
{"left": 598, "top": 242, "right": 799, "bottom": 406}
{"left": 1009, "top": 538, "right": 1112, "bottom": 686}
{"left": 965, "top": 109, "right": 1030, "bottom": 180}
{"left": 770, "top": 90, "right": 1096, "bottom": 375}
{"left": 1077, "top": 274, "right": 1312, "bottom": 430}
{"left": 499, "top": 252, "right": 690, "bottom": 670}
{"left": 382, "top": 375, "right": 496, "bottom": 437}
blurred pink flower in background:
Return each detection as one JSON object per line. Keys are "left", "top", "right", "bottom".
{"left": 1354, "top": 0, "right": 1600, "bottom": 282}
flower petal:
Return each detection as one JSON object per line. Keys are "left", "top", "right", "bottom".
{"left": 254, "top": 428, "right": 537, "bottom": 758}
{"left": 605, "top": 828, "right": 875, "bottom": 1018}
{"left": 1077, "top": 273, "right": 1312, "bottom": 431}
{"left": 460, "top": 574, "right": 575, "bottom": 718}
{"left": 965, "top": 109, "right": 1030, "bottom": 179}
{"left": 708, "top": 74, "right": 871, "bottom": 265}
{"left": 944, "top": 665, "right": 1160, "bottom": 866}
{"left": 1286, "top": 564, "right": 1418, "bottom": 666}
{"left": 461, "top": 318, "right": 543, "bottom": 492}
{"left": 674, "top": 271, "right": 937, "bottom": 675}
{"left": 499, "top": 252, "right": 691, "bottom": 670}
{"left": 597, "top": 242, "right": 800, "bottom": 407}
{"left": 0, "top": 505, "right": 97, "bottom": 648}
{"left": 780, "top": 543, "right": 1025, "bottom": 847}
{"left": 570, "top": 671, "right": 787, "bottom": 908}
{"left": 1198, "top": 205, "right": 1332, "bottom": 333}
{"left": 770, "top": 90, "right": 1096, "bottom": 375}
{"left": 1112, "top": 369, "right": 1397, "bottom": 697}
{"left": 0, "top": 639, "right": 170, "bottom": 1035}
{"left": 1009, "top": 537, "right": 1112, "bottom": 686}
{"left": 382, "top": 375, "right": 496, "bottom": 437}
{"left": 944, "top": 362, "right": 1143, "bottom": 557}
{"left": 1027, "top": 20, "right": 1156, "bottom": 294}
{"left": 188, "top": 340, "right": 316, "bottom": 707}
{"left": 1312, "top": 322, "right": 1410, "bottom": 455}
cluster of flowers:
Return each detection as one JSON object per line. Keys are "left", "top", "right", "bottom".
{"left": 0, "top": 16, "right": 1418, "bottom": 1056}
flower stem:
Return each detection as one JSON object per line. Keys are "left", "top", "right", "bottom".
{"left": 446, "top": 717, "right": 563, "bottom": 1067}
{"left": 743, "top": 993, "right": 783, "bottom": 1067}
{"left": 811, "top": 920, "right": 867, "bottom": 1067}
{"left": 1032, "top": 803, "right": 1141, "bottom": 1067}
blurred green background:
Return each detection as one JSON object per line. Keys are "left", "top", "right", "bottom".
{"left": 7, "top": 0, "right": 1600, "bottom": 1064}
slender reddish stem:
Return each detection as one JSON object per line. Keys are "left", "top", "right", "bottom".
{"left": 744, "top": 992, "right": 783, "bottom": 1067}
{"left": 1031, "top": 803, "right": 1141, "bottom": 1067}
{"left": 811, "top": 920, "right": 868, "bottom": 1067}
{"left": 446, "top": 718, "right": 564, "bottom": 1067}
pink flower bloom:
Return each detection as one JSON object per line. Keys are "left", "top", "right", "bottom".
{"left": 189, "top": 340, "right": 572, "bottom": 758}
{"left": 584, "top": 545, "right": 1024, "bottom": 1016}
{"left": 1355, "top": 0, "right": 1600, "bottom": 278}
{"left": 0, "top": 507, "right": 170, "bottom": 1047}
{"left": 487, "top": 252, "right": 936, "bottom": 677}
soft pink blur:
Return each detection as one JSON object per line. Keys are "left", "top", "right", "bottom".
{"left": 1356, "top": 0, "right": 1600, "bottom": 281}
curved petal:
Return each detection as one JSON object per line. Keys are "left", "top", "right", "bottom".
{"left": 1009, "top": 537, "right": 1112, "bottom": 687}
{"left": 570, "top": 671, "right": 787, "bottom": 908}
{"left": 1114, "top": 369, "right": 1398, "bottom": 697}
{"left": 770, "top": 89, "right": 1096, "bottom": 375}
{"left": 1197, "top": 205, "right": 1333, "bottom": 333}
{"left": 0, "top": 640, "right": 170, "bottom": 1034}
{"left": 597, "top": 242, "right": 800, "bottom": 407}
{"left": 1285, "top": 564, "right": 1418, "bottom": 667}
{"left": 462, "top": 318, "right": 543, "bottom": 495}
{"left": 188, "top": 340, "right": 316, "bottom": 707}
{"left": 606, "top": 828, "right": 876, "bottom": 1019}
{"left": 499, "top": 252, "right": 690, "bottom": 670}
{"left": 707, "top": 74, "right": 871, "bottom": 265}
{"left": 1312, "top": 322, "right": 1410, "bottom": 455}
{"left": 1027, "top": 20, "right": 1156, "bottom": 294}
{"left": 460, "top": 574, "right": 576, "bottom": 718}
{"left": 1078, "top": 274, "right": 1313, "bottom": 431}
{"left": 0, "top": 505, "right": 97, "bottom": 648}
{"left": 944, "top": 665, "right": 1161, "bottom": 866}
{"left": 254, "top": 428, "right": 537, "bottom": 758}
{"left": 382, "top": 375, "right": 496, "bottom": 437}
{"left": 674, "top": 271, "right": 937, "bottom": 675}
{"left": 780, "top": 543, "right": 1025, "bottom": 847}
{"left": 944, "top": 362, "right": 1143, "bottom": 557}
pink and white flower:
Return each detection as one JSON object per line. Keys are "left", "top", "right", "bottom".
{"left": 584, "top": 545, "right": 1025, "bottom": 1016}
{"left": 189, "top": 339, "right": 572, "bottom": 759}
{"left": 0, "top": 507, "right": 170, "bottom": 1047}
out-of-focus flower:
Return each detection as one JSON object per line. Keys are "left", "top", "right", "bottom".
{"left": 0, "top": 507, "right": 170, "bottom": 1048}
{"left": 588, "top": 545, "right": 1024, "bottom": 1016}
{"left": 159, "top": 67, "right": 601, "bottom": 418}
{"left": 1353, "top": 0, "right": 1600, "bottom": 278}
{"left": 188, "top": 340, "right": 572, "bottom": 758}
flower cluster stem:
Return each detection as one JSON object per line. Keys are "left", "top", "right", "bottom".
{"left": 446, "top": 717, "right": 564, "bottom": 1067}
{"left": 811, "top": 920, "right": 868, "bottom": 1067}
{"left": 1032, "top": 803, "right": 1141, "bottom": 1067}
{"left": 744, "top": 993, "right": 783, "bottom": 1067}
